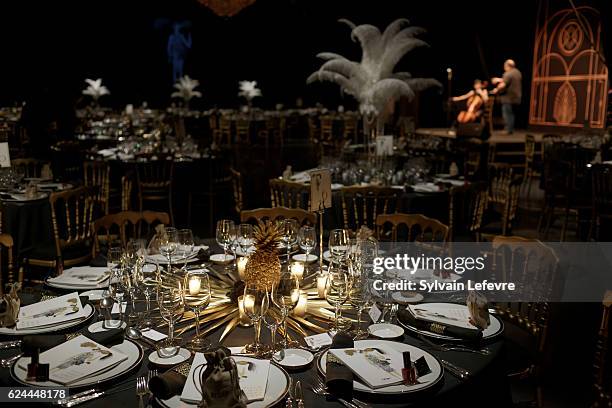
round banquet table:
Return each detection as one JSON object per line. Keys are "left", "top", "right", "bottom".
{"left": 0, "top": 241, "right": 511, "bottom": 407}
{"left": 0, "top": 195, "right": 53, "bottom": 258}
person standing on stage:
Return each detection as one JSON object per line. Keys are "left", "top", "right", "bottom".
{"left": 491, "top": 59, "right": 522, "bottom": 134}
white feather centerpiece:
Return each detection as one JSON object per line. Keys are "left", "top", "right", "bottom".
{"left": 238, "top": 80, "right": 262, "bottom": 101}
{"left": 171, "top": 75, "right": 202, "bottom": 106}
{"left": 307, "top": 18, "right": 441, "bottom": 153}
{"left": 82, "top": 78, "right": 110, "bottom": 102}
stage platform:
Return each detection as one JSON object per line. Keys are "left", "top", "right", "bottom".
{"left": 415, "top": 127, "right": 544, "bottom": 143}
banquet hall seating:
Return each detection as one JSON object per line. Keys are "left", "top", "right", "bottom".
{"left": 592, "top": 290, "right": 612, "bottom": 407}
{"left": 0, "top": 233, "right": 16, "bottom": 292}
{"left": 121, "top": 176, "right": 133, "bottom": 211}
{"left": 11, "top": 158, "right": 47, "bottom": 178}
{"left": 230, "top": 167, "right": 244, "bottom": 215}
{"left": 240, "top": 207, "right": 316, "bottom": 226}
{"left": 24, "top": 187, "right": 95, "bottom": 275}
{"left": 375, "top": 213, "right": 449, "bottom": 244}
{"left": 93, "top": 211, "right": 170, "bottom": 253}
{"left": 50, "top": 140, "right": 83, "bottom": 182}
{"left": 235, "top": 118, "right": 250, "bottom": 144}
{"left": 490, "top": 235, "right": 559, "bottom": 407}
{"left": 520, "top": 134, "right": 537, "bottom": 207}
{"left": 257, "top": 117, "right": 285, "bottom": 150}
{"left": 83, "top": 160, "right": 110, "bottom": 215}
{"left": 213, "top": 116, "right": 232, "bottom": 146}
{"left": 340, "top": 186, "right": 400, "bottom": 231}
{"left": 448, "top": 181, "right": 488, "bottom": 241}
{"left": 480, "top": 165, "right": 521, "bottom": 239}
{"left": 269, "top": 178, "right": 310, "bottom": 210}
{"left": 342, "top": 115, "right": 359, "bottom": 144}
{"left": 590, "top": 164, "right": 612, "bottom": 240}
{"left": 135, "top": 158, "right": 174, "bottom": 225}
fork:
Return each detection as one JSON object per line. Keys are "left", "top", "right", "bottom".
{"left": 310, "top": 376, "right": 369, "bottom": 408}
{"left": 418, "top": 335, "right": 490, "bottom": 355}
{"left": 136, "top": 376, "right": 148, "bottom": 408}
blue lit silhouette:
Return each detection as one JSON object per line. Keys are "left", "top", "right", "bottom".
{"left": 167, "top": 22, "right": 192, "bottom": 82}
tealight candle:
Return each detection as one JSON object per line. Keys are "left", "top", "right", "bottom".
{"left": 317, "top": 273, "right": 328, "bottom": 298}
{"left": 237, "top": 295, "right": 253, "bottom": 326}
{"left": 188, "top": 276, "right": 201, "bottom": 295}
{"left": 237, "top": 257, "right": 248, "bottom": 280}
{"left": 290, "top": 262, "right": 304, "bottom": 280}
{"left": 293, "top": 292, "right": 308, "bottom": 317}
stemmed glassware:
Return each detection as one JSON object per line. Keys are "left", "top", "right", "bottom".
{"left": 298, "top": 225, "right": 316, "bottom": 263}
{"left": 243, "top": 283, "right": 269, "bottom": 355}
{"left": 108, "top": 267, "right": 128, "bottom": 328}
{"left": 348, "top": 277, "right": 370, "bottom": 339}
{"left": 107, "top": 246, "right": 122, "bottom": 275}
{"left": 329, "top": 229, "right": 350, "bottom": 266}
{"left": 216, "top": 220, "right": 235, "bottom": 265}
{"left": 237, "top": 224, "right": 254, "bottom": 256}
{"left": 183, "top": 271, "right": 212, "bottom": 351}
{"left": 138, "top": 262, "right": 160, "bottom": 329}
{"left": 157, "top": 276, "right": 185, "bottom": 358}
{"left": 159, "top": 227, "right": 178, "bottom": 274}
{"left": 271, "top": 271, "right": 300, "bottom": 348}
{"left": 177, "top": 229, "right": 194, "bottom": 271}
{"left": 263, "top": 306, "right": 283, "bottom": 356}
{"left": 325, "top": 267, "right": 349, "bottom": 331}
{"left": 280, "top": 219, "right": 299, "bottom": 269}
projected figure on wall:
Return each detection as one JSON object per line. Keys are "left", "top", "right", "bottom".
{"left": 167, "top": 22, "right": 192, "bottom": 83}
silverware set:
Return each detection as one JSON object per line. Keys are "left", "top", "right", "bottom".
{"left": 418, "top": 335, "right": 490, "bottom": 355}
{"left": 309, "top": 375, "right": 369, "bottom": 408}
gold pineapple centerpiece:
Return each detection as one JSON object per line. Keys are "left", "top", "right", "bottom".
{"left": 245, "top": 221, "right": 282, "bottom": 290}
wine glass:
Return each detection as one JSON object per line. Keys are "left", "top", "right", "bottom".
{"left": 329, "top": 229, "right": 350, "bottom": 266}
{"left": 183, "top": 271, "right": 212, "bottom": 351}
{"left": 263, "top": 305, "right": 283, "bottom": 356}
{"left": 271, "top": 271, "right": 300, "bottom": 348}
{"left": 298, "top": 225, "right": 316, "bottom": 263}
{"left": 237, "top": 224, "right": 254, "bottom": 256}
{"left": 159, "top": 227, "right": 178, "bottom": 274}
{"left": 216, "top": 220, "right": 235, "bottom": 263}
{"left": 243, "top": 283, "right": 269, "bottom": 355}
{"left": 138, "top": 262, "right": 160, "bottom": 329}
{"left": 108, "top": 267, "right": 128, "bottom": 328}
{"left": 157, "top": 277, "right": 185, "bottom": 358}
{"left": 177, "top": 229, "right": 194, "bottom": 271}
{"left": 107, "top": 246, "right": 122, "bottom": 273}
{"left": 349, "top": 277, "right": 370, "bottom": 340}
{"left": 325, "top": 267, "right": 349, "bottom": 331}
{"left": 280, "top": 219, "right": 299, "bottom": 269}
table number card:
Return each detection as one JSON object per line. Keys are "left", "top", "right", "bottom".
{"left": 368, "top": 303, "right": 382, "bottom": 323}
{"left": 375, "top": 136, "right": 394, "bottom": 156}
{"left": 0, "top": 143, "right": 10, "bottom": 168}
{"left": 309, "top": 169, "right": 332, "bottom": 211}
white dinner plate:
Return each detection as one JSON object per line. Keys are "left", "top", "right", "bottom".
{"left": 87, "top": 320, "right": 127, "bottom": 332}
{"left": 317, "top": 340, "right": 443, "bottom": 395}
{"left": 0, "top": 304, "right": 95, "bottom": 336}
{"left": 368, "top": 323, "right": 404, "bottom": 339}
{"left": 273, "top": 348, "right": 314, "bottom": 370}
{"left": 149, "top": 348, "right": 192, "bottom": 367}
{"left": 45, "top": 277, "right": 109, "bottom": 291}
{"left": 146, "top": 252, "right": 198, "bottom": 265}
{"left": 392, "top": 291, "right": 424, "bottom": 304}
{"left": 157, "top": 357, "right": 290, "bottom": 408}
{"left": 398, "top": 302, "right": 504, "bottom": 342}
{"left": 11, "top": 339, "right": 143, "bottom": 389}
{"left": 0, "top": 192, "right": 49, "bottom": 202}
{"left": 292, "top": 254, "right": 318, "bottom": 263}
{"left": 209, "top": 253, "right": 235, "bottom": 264}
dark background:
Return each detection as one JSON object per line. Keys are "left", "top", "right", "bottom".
{"left": 0, "top": 0, "right": 608, "bottom": 128}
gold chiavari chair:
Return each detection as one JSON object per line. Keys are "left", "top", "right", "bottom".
{"left": 307, "top": 116, "right": 319, "bottom": 144}
{"left": 269, "top": 178, "right": 310, "bottom": 210}
{"left": 11, "top": 158, "right": 47, "bottom": 178}
{"left": 214, "top": 116, "right": 232, "bottom": 146}
{"left": 490, "top": 235, "right": 559, "bottom": 408}
{"left": 521, "top": 134, "right": 537, "bottom": 205}
{"left": 449, "top": 181, "right": 488, "bottom": 241}
{"left": 481, "top": 165, "right": 521, "bottom": 238}
{"left": 25, "top": 187, "right": 95, "bottom": 274}
{"left": 593, "top": 290, "right": 612, "bottom": 407}
{"left": 258, "top": 117, "right": 285, "bottom": 149}
{"left": 591, "top": 164, "right": 612, "bottom": 241}
{"left": 240, "top": 207, "right": 316, "bottom": 226}
{"left": 230, "top": 167, "right": 243, "bottom": 216}
{"left": 0, "top": 233, "right": 18, "bottom": 291}
{"left": 83, "top": 160, "right": 110, "bottom": 215}
{"left": 340, "top": 186, "right": 400, "bottom": 231}
{"left": 342, "top": 115, "right": 359, "bottom": 144}
{"left": 136, "top": 158, "right": 174, "bottom": 225}
{"left": 93, "top": 211, "right": 170, "bottom": 255}
{"left": 375, "top": 213, "right": 448, "bottom": 248}
{"left": 235, "top": 118, "right": 250, "bottom": 145}
{"left": 121, "top": 175, "right": 133, "bottom": 211}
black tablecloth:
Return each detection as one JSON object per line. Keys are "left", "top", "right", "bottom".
{"left": 1, "top": 197, "right": 53, "bottom": 257}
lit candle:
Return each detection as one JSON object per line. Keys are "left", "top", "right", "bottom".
{"left": 293, "top": 292, "right": 308, "bottom": 317}
{"left": 237, "top": 257, "right": 248, "bottom": 280}
{"left": 237, "top": 295, "right": 253, "bottom": 326}
{"left": 317, "top": 273, "right": 328, "bottom": 298}
{"left": 290, "top": 262, "right": 304, "bottom": 280}
{"left": 188, "top": 276, "right": 201, "bottom": 295}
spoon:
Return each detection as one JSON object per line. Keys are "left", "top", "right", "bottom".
{"left": 125, "top": 327, "right": 157, "bottom": 349}
{"left": 100, "top": 297, "right": 113, "bottom": 328}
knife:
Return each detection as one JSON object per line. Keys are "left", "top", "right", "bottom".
{"left": 440, "top": 359, "right": 471, "bottom": 380}
{"left": 285, "top": 376, "right": 294, "bottom": 408}
{"left": 0, "top": 340, "right": 21, "bottom": 350}
{"left": 59, "top": 384, "right": 134, "bottom": 407}
{"left": 295, "top": 380, "right": 304, "bottom": 408}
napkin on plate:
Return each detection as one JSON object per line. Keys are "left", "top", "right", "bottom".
{"left": 326, "top": 331, "right": 354, "bottom": 400}
{"left": 150, "top": 371, "right": 187, "bottom": 400}
{"left": 21, "top": 334, "right": 67, "bottom": 354}
{"left": 82, "top": 327, "right": 125, "bottom": 347}
{"left": 397, "top": 308, "right": 482, "bottom": 342}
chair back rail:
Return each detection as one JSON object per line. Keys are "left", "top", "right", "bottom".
{"left": 240, "top": 206, "right": 316, "bottom": 226}
{"left": 93, "top": 211, "right": 170, "bottom": 253}
{"left": 269, "top": 179, "right": 310, "bottom": 210}
{"left": 83, "top": 160, "right": 110, "bottom": 215}
{"left": 341, "top": 186, "right": 400, "bottom": 231}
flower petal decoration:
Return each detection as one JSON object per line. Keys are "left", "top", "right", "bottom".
{"left": 171, "top": 75, "right": 202, "bottom": 102}
{"left": 82, "top": 78, "right": 110, "bottom": 101}
{"left": 238, "top": 80, "right": 262, "bottom": 100}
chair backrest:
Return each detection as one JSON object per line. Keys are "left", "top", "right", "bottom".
{"left": 230, "top": 167, "right": 243, "bottom": 215}
{"left": 121, "top": 175, "right": 133, "bottom": 211}
{"left": 83, "top": 160, "right": 110, "bottom": 215}
{"left": 0, "top": 233, "right": 15, "bottom": 292}
{"left": 491, "top": 235, "right": 559, "bottom": 355}
{"left": 49, "top": 186, "right": 96, "bottom": 261}
{"left": 375, "top": 213, "right": 449, "bottom": 243}
{"left": 240, "top": 207, "right": 316, "bottom": 226}
{"left": 269, "top": 178, "right": 310, "bottom": 210}
{"left": 93, "top": 211, "right": 170, "bottom": 253}
{"left": 136, "top": 159, "right": 174, "bottom": 192}
{"left": 11, "top": 158, "right": 47, "bottom": 178}
{"left": 341, "top": 186, "right": 400, "bottom": 230}
{"left": 449, "top": 181, "right": 488, "bottom": 240}
{"left": 488, "top": 165, "right": 521, "bottom": 235}
{"left": 593, "top": 290, "right": 612, "bottom": 406}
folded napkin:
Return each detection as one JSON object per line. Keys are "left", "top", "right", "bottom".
{"left": 397, "top": 308, "right": 482, "bottom": 342}
{"left": 150, "top": 371, "right": 187, "bottom": 400}
{"left": 90, "top": 254, "right": 107, "bottom": 267}
{"left": 82, "top": 327, "right": 124, "bottom": 347}
{"left": 326, "top": 331, "right": 353, "bottom": 400}
{"left": 21, "top": 334, "right": 66, "bottom": 355}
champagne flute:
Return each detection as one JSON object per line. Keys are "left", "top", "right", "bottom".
{"left": 298, "top": 225, "right": 316, "bottom": 263}
{"left": 243, "top": 283, "right": 269, "bottom": 355}
{"left": 237, "top": 224, "right": 254, "bottom": 256}
{"left": 329, "top": 229, "right": 350, "bottom": 266}
{"left": 138, "top": 262, "right": 160, "bottom": 329}
{"left": 157, "top": 277, "right": 184, "bottom": 358}
{"left": 280, "top": 219, "right": 299, "bottom": 269}
{"left": 216, "top": 220, "right": 235, "bottom": 263}
{"left": 183, "top": 271, "right": 211, "bottom": 351}
{"left": 159, "top": 227, "right": 178, "bottom": 274}
{"left": 325, "top": 267, "right": 349, "bottom": 331}
{"left": 263, "top": 306, "right": 283, "bottom": 356}
{"left": 349, "top": 277, "right": 370, "bottom": 340}
{"left": 108, "top": 267, "right": 128, "bottom": 328}
{"left": 271, "top": 271, "right": 300, "bottom": 348}
{"left": 177, "top": 229, "right": 194, "bottom": 271}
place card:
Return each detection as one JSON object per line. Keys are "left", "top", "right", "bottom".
{"left": 375, "top": 135, "right": 394, "bottom": 156}
{"left": 304, "top": 332, "right": 333, "bottom": 349}
{"left": 329, "top": 345, "right": 404, "bottom": 389}
{"left": 17, "top": 292, "right": 88, "bottom": 330}
{"left": 407, "top": 304, "right": 473, "bottom": 329}
{"left": 368, "top": 303, "right": 382, "bottom": 323}
{"left": 309, "top": 169, "right": 332, "bottom": 211}
{"left": 48, "top": 266, "right": 110, "bottom": 286}
{"left": 142, "top": 329, "right": 167, "bottom": 342}
{"left": 0, "top": 143, "right": 10, "bottom": 168}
